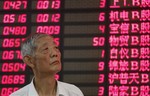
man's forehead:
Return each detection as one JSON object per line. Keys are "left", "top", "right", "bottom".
{"left": 41, "top": 41, "right": 56, "bottom": 47}
{"left": 35, "top": 36, "right": 54, "bottom": 47}
{"left": 36, "top": 35, "right": 53, "bottom": 42}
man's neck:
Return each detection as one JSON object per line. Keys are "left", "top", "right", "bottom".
{"left": 34, "top": 76, "right": 57, "bottom": 96}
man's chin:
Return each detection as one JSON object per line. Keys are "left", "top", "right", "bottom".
{"left": 56, "top": 66, "right": 61, "bottom": 72}
{"left": 53, "top": 65, "right": 61, "bottom": 73}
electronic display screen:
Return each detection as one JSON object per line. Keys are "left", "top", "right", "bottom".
{"left": 0, "top": 0, "right": 150, "bottom": 96}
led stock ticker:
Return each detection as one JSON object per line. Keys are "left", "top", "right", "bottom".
{"left": 108, "top": 0, "right": 150, "bottom": 96}
{"left": 0, "top": 0, "right": 61, "bottom": 96}
{"left": 0, "top": 0, "right": 150, "bottom": 96}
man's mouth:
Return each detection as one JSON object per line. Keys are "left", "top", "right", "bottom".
{"left": 51, "top": 61, "right": 59, "bottom": 65}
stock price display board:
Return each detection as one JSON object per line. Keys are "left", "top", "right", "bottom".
{"left": 0, "top": 0, "right": 150, "bottom": 96}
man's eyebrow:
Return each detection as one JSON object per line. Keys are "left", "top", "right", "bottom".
{"left": 39, "top": 42, "right": 48, "bottom": 50}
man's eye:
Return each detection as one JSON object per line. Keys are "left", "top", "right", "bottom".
{"left": 55, "top": 46, "right": 59, "bottom": 49}
{"left": 44, "top": 47, "right": 48, "bottom": 50}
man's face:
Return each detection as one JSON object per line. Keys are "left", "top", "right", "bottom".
{"left": 32, "top": 36, "right": 61, "bottom": 75}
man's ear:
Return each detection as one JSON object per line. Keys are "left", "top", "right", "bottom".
{"left": 23, "top": 55, "right": 35, "bottom": 68}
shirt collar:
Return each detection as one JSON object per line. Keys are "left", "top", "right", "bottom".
{"left": 28, "top": 78, "right": 68, "bottom": 96}
{"left": 56, "top": 81, "right": 68, "bottom": 96}
{"left": 28, "top": 78, "right": 39, "bottom": 96}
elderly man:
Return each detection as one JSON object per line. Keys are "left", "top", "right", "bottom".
{"left": 10, "top": 33, "right": 84, "bottom": 96}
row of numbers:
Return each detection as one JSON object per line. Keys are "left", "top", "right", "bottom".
{"left": 1, "top": 75, "right": 25, "bottom": 84}
{"left": 2, "top": 38, "right": 24, "bottom": 48}
{"left": 2, "top": 13, "right": 60, "bottom": 23}
{"left": 2, "top": 1, "right": 61, "bottom": 10}
{"left": 2, "top": 50, "right": 22, "bottom": 60}
{"left": 1, "top": 87, "right": 19, "bottom": 96}
{"left": 3, "top": 1, "right": 27, "bottom": 10}
{"left": 2, "top": 63, "right": 26, "bottom": 72}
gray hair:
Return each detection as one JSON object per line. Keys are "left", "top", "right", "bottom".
{"left": 21, "top": 33, "right": 50, "bottom": 57}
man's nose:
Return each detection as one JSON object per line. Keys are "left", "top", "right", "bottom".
{"left": 50, "top": 49, "right": 58, "bottom": 58}
{"left": 51, "top": 54, "right": 58, "bottom": 58}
